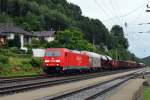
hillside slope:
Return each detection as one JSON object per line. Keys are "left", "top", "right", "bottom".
{"left": 0, "top": 0, "right": 139, "bottom": 61}
{"left": 142, "top": 56, "right": 150, "bottom": 66}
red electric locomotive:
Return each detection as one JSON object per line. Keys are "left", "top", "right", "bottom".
{"left": 43, "top": 48, "right": 89, "bottom": 73}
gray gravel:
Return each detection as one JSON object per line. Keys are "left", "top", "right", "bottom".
{"left": 55, "top": 77, "right": 131, "bottom": 100}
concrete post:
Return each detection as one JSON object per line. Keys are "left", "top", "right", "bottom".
{"left": 20, "top": 34, "right": 24, "bottom": 48}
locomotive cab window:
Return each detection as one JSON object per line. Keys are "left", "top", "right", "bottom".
{"left": 45, "top": 50, "right": 61, "bottom": 57}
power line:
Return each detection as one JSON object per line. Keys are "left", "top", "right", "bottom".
{"left": 102, "top": 2, "right": 148, "bottom": 22}
{"left": 128, "top": 6, "right": 145, "bottom": 24}
{"left": 94, "top": 0, "right": 110, "bottom": 17}
{"left": 104, "top": 0, "right": 122, "bottom": 25}
{"left": 107, "top": 0, "right": 123, "bottom": 26}
{"left": 94, "top": 0, "right": 115, "bottom": 25}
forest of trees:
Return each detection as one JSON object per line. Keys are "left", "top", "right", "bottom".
{"left": 0, "top": 0, "right": 139, "bottom": 61}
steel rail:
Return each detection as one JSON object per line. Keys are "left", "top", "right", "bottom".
{"left": 39, "top": 71, "right": 143, "bottom": 100}
{"left": 0, "top": 68, "right": 143, "bottom": 96}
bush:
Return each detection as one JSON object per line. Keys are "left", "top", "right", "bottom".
{"left": 21, "top": 60, "right": 32, "bottom": 68}
{"left": 27, "top": 48, "right": 33, "bottom": 56}
{"left": 29, "top": 58, "right": 43, "bottom": 68}
{"left": 9, "top": 47, "right": 23, "bottom": 54}
{"left": 0, "top": 55, "right": 8, "bottom": 64}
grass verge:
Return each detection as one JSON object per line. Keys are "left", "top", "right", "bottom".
{"left": 0, "top": 48, "right": 43, "bottom": 77}
{"left": 144, "top": 79, "right": 150, "bottom": 100}
{"left": 144, "top": 86, "right": 150, "bottom": 100}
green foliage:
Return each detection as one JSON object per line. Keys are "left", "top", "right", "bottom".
{"left": 0, "top": 48, "right": 42, "bottom": 77}
{"left": 144, "top": 85, "right": 150, "bottom": 100}
{"left": 46, "top": 28, "right": 96, "bottom": 51}
{"left": 0, "top": 12, "right": 13, "bottom": 23}
{"left": 142, "top": 56, "right": 150, "bottom": 66}
{"left": 0, "top": 55, "right": 8, "bottom": 64}
{"left": 0, "top": 0, "right": 139, "bottom": 68}
{"left": 0, "top": 0, "right": 130, "bottom": 52}
{"left": 106, "top": 48, "right": 139, "bottom": 62}
{"left": 26, "top": 38, "right": 47, "bottom": 48}
{"left": 76, "top": 17, "right": 114, "bottom": 50}
{"left": 29, "top": 58, "right": 43, "bottom": 68}
{"left": 22, "top": 11, "right": 42, "bottom": 31}
{"left": 110, "top": 25, "right": 129, "bottom": 49}
{"left": 26, "top": 48, "right": 33, "bottom": 56}
{"left": 31, "top": 38, "right": 41, "bottom": 48}
{"left": 9, "top": 47, "right": 23, "bottom": 54}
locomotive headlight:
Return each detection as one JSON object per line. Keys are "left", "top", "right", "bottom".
{"left": 45, "top": 60, "right": 50, "bottom": 63}
{"left": 56, "top": 60, "right": 60, "bottom": 63}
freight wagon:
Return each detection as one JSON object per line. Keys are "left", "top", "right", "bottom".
{"left": 110, "top": 60, "right": 138, "bottom": 69}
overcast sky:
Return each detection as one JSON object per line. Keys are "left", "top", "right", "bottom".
{"left": 67, "top": 0, "right": 150, "bottom": 58}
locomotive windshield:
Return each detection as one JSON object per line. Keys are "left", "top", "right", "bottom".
{"left": 45, "top": 50, "right": 61, "bottom": 57}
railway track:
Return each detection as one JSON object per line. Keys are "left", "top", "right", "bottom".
{"left": 0, "top": 75, "right": 51, "bottom": 84}
{"left": 0, "top": 68, "right": 143, "bottom": 96}
{"left": 42, "top": 71, "right": 141, "bottom": 100}
{"left": 0, "top": 68, "right": 140, "bottom": 84}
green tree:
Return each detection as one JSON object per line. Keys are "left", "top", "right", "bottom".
{"left": 76, "top": 17, "right": 113, "bottom": 50}
{"left": 46, "top": 28, "right": 96, "bottom": 51}
{"left": 110, "top": 25, "right": 129, "bottom": 49}
{"left": 27, "top": 1, "right": 39, "bottom": 14}
{"left": 22, "top": 12, "right": 41, "bottom": 31}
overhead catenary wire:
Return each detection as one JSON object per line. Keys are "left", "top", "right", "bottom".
{"left": 125, "top": 0, "right": 150, "bottom": 57}
{"left": 102, "top": 1, "right": 150, "bottom": 22}
{"left": 105, "top": 0, "right": 123, "bottom": 25}
{"left": 128, "top": 6, "right": 146, "bottom": 24}
{"left": 111, "top": 0, "right": 128, "bottom": 34}
{"left": 94, "top": 0, "right": 110, "bottom": 17}
{"left": 114, "top": 0, "right": 125, "bottom": 22}
{"left": 125, "top": 6, "right": 145, "bottom": 49}
{"left": 94, "top": 0, "right": 116, "bottom": 25}
{"left": 107, "top": 0, "right": 123, "bottom": 26}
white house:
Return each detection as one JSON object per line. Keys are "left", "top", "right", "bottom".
{"left": 33, "top": 31, "right": 55, "bottom": 42}
{"left": 0, "top": 23, "right": 56, "bottom": 47}
{"left": 0, "top": 23, "right": 32, "bottom": 47}
{"left": 0, "top": 23, "right": 56, "bottom": 55}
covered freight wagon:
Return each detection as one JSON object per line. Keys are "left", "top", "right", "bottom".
{"left": 81, "top": 51, "right": 101, "bottom": 68}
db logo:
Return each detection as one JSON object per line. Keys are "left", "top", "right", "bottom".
{"left": 76, "top": 56, "right": 82, "bottom": 61}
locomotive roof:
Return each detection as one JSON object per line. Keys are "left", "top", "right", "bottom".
{"left": 81, "top": 51, "right": 101, "bottom": 58}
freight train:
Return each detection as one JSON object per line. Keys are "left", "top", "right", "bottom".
{"left": 43, "top": 48, "right": 145, "bottom": 74}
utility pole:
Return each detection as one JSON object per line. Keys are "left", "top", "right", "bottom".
{"left": 115, "top": 49, "right": 118, "bottom": 60}
{"left": 92, "top": 35, "right": 95, "bottom": 47}
{"left": 92, "top": 35, "right": 95, "bottom": 52}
